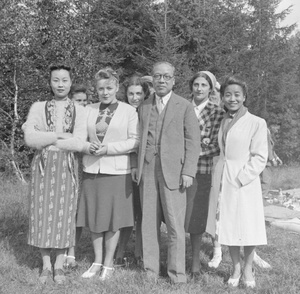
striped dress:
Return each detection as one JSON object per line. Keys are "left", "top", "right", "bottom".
{"left": 23, "top": 99, "right": 86, "bottom": 249}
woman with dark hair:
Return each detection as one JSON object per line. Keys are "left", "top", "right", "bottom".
{"left": 70, "top": 84, "right": 88, "bottom": 106}
{"left": 114, "top": 74, "right": 149, "bottom": 267}
{"left": 206, "top": 76, "right": 268, "bottom": 288}
{"left": 184, "top": 71, "right": 225, "bottom": 276}
{"left": 77, "top": 67, "right": 139, "bottom": 280}
{"left": 22, "top": 64, "right": 87, "bottom": 284}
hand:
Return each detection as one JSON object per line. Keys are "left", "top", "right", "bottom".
{"left": 202, "top": 138, "right": 211, "bottom": 147}
{"left": 56, "top": 132, "right": 73, "bottom": 140}
{"left": 180, "top": 174, "right": 193, "bottom": 190}
{"left": 89, "top": 141, "right": 101, "bottom": 155}
{"left": 93, "top": 144, "right": 107, "bottom": 156}
{"left": 131, "top": 168, "right": 138, "bottom": 183}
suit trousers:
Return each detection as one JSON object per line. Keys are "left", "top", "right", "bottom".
{"left": 140, "top": 155, "right": 187, "bottom": 283}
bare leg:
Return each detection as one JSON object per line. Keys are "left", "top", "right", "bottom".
{"left": 244, "top": 246, "right": 255, "bottom": 281}
{"left": 54, "top": 249, "right": 66, "bottom": 270}
{"left": 115, "top": 227, "right": 133, "bottom": 260}
{"left": 190, "top": 233, "right": 202, "bottom": 272}
{"left": 66, "top": 227, "right": 83, "bottom": 264}
{"left": 228, "top": 246, "right": 241, "bottom": 279}
{"left": 88, "top": 232, "right": 104, "bottom": 273}
{"left": 40, "top": 248, "right": 52, "bottom": 270}
{"left": 103, "top": 230, "right": 120, "bottom": 267}
{"left": 208, "top": 238, "right": 222, "bottom": 268}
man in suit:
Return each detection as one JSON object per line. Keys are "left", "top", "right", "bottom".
{"left": 132, "top": 61, "right": 200, "bottom": 283}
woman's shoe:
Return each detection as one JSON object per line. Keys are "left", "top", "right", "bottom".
{"left": 244, "top": 280, "right": 256, "bottom": 288}
{"left": 99, "top": 266, "right": 114, "bottom": 281}
{"left": 114, "top": 257, "right": 127, "bottom": 268}
{"left": 208, "top": 248, "right": 222, "bottom": 269}
{"left": 81, "top": 263, "right": 103, "bottom": 278}
{"left": 208, "top": 254, "right": 222, "bottom": 268}
{"left": 39, "top": 268, "right": 52, "bottom": 284}
{"left": 243, "top": 269, "right": 256, "bottom": 288}
{"left": 227, "top": 273, "right": 242, "bottom": 287}
{"left": 64, "top": 255, "right": 78, "bottom": 270}
{"left": 54, "top": 268, "right": 66, "bottom": 284}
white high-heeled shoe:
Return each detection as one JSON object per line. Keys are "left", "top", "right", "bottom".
{"left": 81, "top": 263, "right": 102, "bottom": 278}
{"left": 208, "top": 254, "right": 222, "bottom": 269}
{"left": 99, "top": 266, "right": 114, "bottom": 281}
{"left": 243, "top": 269, "right": 256, "bottom": 288}
{"left": 227, "top": 273, "right": 242, "bottom": 287}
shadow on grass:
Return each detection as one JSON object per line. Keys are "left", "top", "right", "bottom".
{"left": 0, "top": 201, "right": 42, "bottom": 270}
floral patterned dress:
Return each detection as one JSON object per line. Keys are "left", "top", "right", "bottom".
{"left": 28, "top": 99, "right": 78, "bottom": 249}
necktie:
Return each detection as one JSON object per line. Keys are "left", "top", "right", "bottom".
{"left": 157, "top": 97, "right": 164, "bottom": 114}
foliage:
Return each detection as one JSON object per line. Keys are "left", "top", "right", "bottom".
{"left": 0, "top": 0, "right": 300, "bottom": 177}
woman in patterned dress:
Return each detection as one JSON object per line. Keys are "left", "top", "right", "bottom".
{"left": 77, "top": 67, "right": 139, "bottom": 280}
{"left": 22, "top": 64, "right": 87, "bottom": 284}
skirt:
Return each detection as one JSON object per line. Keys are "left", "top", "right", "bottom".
{"left": 77, "top": 172, "right": 134, "bottom": 233}
{"left": 28, "top": 150, "right": 78, "bottom": 249}
{"left": 185, "top": 173, "right": 212, "bottom": 234}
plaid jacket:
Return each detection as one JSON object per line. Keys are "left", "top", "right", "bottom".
{"left": 195, "top": 101, "right": 225, "bottom": 174}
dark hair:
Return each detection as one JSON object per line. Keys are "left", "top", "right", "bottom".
{"left": 123, "top": 74, "right": 150, "bottom": 103}
{"left": 152, "top": 61, "right": 175, "bottom": 75}
{"left": 189, "top": 72, "right": 213, "bottom": 92}
{"left": 95, "top": 67, "right": 119, "bottom": 84}
{"left": 49, "top": 64, "right": 73, "bottom": 80}
{"left": 70, "top": 84, "right": 87, "bottom": 98}
{"left": 220, "top": 76, "right": 248, "bottom": 101}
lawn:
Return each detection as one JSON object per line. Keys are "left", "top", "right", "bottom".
{"left": 0, "top": 165, "right": 299, "bottom": 294}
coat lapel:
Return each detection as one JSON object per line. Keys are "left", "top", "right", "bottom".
{"left": 162, "top": 92, "right": 178, "bottom": 132}
{"left": 141, "top": 95, "right": 154, "bottom": 141}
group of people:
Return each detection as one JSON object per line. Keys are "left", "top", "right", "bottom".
{"left": 22, "top": 61, "right": 272, "bottom": 288}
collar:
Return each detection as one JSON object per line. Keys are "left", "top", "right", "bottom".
{"left": 192, "top": 99, "right": 209, "bottom": 111}
{"left": 155, "top": 91, "right": 172, "bottom": 105}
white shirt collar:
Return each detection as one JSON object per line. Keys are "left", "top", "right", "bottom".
{"left": 155, "top": 91, "right": 172, "bottom": 105}
{"left": 192, "top": 99, "right": 209, "bottom": 116}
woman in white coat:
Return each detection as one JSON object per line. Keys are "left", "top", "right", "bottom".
{"left": 206, "top": 76, "right": 268, "bottom": 288}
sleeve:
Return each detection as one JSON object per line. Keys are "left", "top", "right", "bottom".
{"left": 181, "top": 103, "right": 201, "bottom": 177}
{"left": 200, "top": 108, "right": 224, "bottom": 157}
{"left": 22, "top": 102, "right": 57, "bottom": 149}
{"left": 55, "top": 105, "right": 88, "bottom": 152}
{"left": 237, "top": 118, "right": 268, "bottom": 186}
{"left": 106, "top": 108, "right": 139, "bottom": 155}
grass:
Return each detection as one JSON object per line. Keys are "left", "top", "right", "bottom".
{"left": 271, "top": 164, "right": 300, "bottom": 190}
{"left": 0, "top": 166, "right": 300, "bottom": 294}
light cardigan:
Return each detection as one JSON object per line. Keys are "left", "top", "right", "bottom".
{"left": 22, "top": 100, "right": 87, "bottom": 152}
{"left": 82, "top": 101, "right": 139, "bottom": 175}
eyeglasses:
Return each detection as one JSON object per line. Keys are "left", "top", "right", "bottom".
{"left": 153, "top": 74, "right": 174, "bottom": 81}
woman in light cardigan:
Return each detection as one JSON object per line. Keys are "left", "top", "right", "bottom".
{"left": 77, "top": 67, "right": 139, "bottom": 280}
{"left": 22, "top": 64, "right": 87, "bottom": 284}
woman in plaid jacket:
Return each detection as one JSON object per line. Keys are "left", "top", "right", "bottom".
{"left": 184, "top": 71, "right": 225, "bottom": 276}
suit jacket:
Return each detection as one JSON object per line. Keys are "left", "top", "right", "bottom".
{"left": 82, "top": 101, "right": 139, "bottom": 174}
{"left": 137, "top": 92, "right": 200, "bottom": 190}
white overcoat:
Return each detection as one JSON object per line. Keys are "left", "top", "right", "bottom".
{"left": 206, "top": 111, "right": 268, "bottom": 246}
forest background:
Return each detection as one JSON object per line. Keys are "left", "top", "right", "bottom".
{"left": 1, "top": 0, "right": 300, "bottom": 182}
